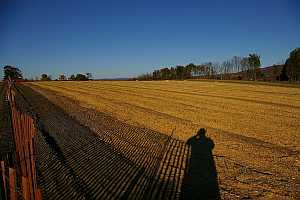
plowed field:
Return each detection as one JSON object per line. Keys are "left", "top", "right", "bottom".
{"left": 19, "top": 80, "right": 300, "bottom": 199}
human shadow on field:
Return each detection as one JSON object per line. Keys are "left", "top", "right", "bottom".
{"left": 182, "top": 128, "right": 220, "bottom": 200}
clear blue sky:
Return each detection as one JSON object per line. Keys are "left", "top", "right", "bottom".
{"left": 1, "top": 0, "right": 299, "bottom": 79}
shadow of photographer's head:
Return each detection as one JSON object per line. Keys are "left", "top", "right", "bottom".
{"left": 195, "top": 128, "right": 206, "bottom": 140}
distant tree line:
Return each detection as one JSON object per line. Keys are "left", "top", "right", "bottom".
{"left": 136, "top": 53, "right": 261, "bottom": 81}
{"left": 67, "top": 73, "right": 92, "bottom": 81}
{"left": 1, "top": 65, "right": 94, "bottom": 82}
{"left": 136, "top": 48, "right": 300, "bottom": 82}
{"left": 39, "top": 73, "right": 92, "bottom": 81}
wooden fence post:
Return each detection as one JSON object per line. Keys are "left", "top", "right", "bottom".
{"left": 22, "top": 176, "right": 30, "bottom": 200}
{"left": 35, "top": 189, "right": 42, "bottom": 200}
{"left": 1, "top": 161, "right": 7, "bottom": 200}
{"left": 9, "top": 168, "right": 16, "bottom": 200}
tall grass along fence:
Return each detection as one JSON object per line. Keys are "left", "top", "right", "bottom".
{"left": 0, "top": 82, "right": 42, "bottom": 200}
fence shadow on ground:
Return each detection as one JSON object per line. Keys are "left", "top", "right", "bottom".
{"left": 16, "top": 84, "right": 176, "bottom": 199}
{"left": 182, "top": 128, "right": 220, "bottom": 200}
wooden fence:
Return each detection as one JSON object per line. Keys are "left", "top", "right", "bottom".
{"left": 0, "top": 83, "right": 42, "bottom": 200}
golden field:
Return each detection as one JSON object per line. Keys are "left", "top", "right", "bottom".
{"left": 26, "top": 80, "right": 300, "bottom": 199}
{"left": 30, "top": 80, "right": 300, "bottom": 148}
